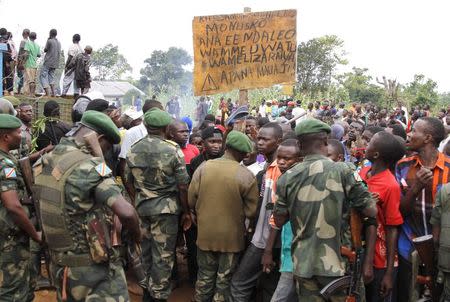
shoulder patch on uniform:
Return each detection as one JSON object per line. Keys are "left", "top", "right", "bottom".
{"left": 95, "top": 163, "right": 112, "bottom": 176}
{"left": 353, "top": 171, "right": 362, "bottom": 182}
{"left": 4, "top": 167, "right": 16, "bottom": 178}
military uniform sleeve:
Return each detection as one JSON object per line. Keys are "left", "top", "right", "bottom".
{"left": 68, "top": 159, "right": 123, "bottom": 210}
{"left": 172, "top": 147, "right": 190, "bottom": 185}
{"left": 0, "top": 159, "right": 19, "bottom": 192}
{"left": 341, "top": 163, "right": 375, "bottom": 210}
{"left": 431, "top": 184, "right": 450, "bottom": 226}
{"left": 273, "top": 173, "right": 289, "bottom": 217}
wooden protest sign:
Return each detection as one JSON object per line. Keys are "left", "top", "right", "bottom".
{"left": 192, "top": 9, "right": 297, "bottom": 96}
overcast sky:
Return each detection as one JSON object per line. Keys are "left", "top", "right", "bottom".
{"left": 1, "top": 0, "right": 449, "bottom": 92}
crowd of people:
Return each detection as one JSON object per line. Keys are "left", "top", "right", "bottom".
{"left": 0, "top": 90, "right": 449, "bottom": 302}
{"left": 0, "top": 27, "right": 92, "bottom": 97}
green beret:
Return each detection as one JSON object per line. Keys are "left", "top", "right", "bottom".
{"left": 0, "top": 114, "right": 22, "bottom": 129}
{"left": 2, "top": 96, "right": 20, "bottom": 107}
{"left": 295, "top": 118, "right": 331, "bottom": 136}
{"left": 80, "top": 110, "right": 121, "bottom": 144}
{"left": 144, "top": 108, "right": 172, "bottom": 128}
{"left": 226, "top": 130, "right": 253, "bottom": 153}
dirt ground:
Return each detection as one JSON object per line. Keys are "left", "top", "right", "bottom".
{"left": 34, "top": 249, "right": 194, "bottom": 302}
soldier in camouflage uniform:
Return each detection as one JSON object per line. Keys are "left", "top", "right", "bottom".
{"left": 0, "top": 114, "right": 42, "bottom": 301}
{"left": 34, "top": 110, "right": 142, "bottom": 302}
{"left": 431, "top": 183, "right": 450, "bottom": 302}
{"left": 273, "top": 118, "right": 377, "bottom": 302}
{"left": 125, "top": 108, "right": 191, "bottom": 302}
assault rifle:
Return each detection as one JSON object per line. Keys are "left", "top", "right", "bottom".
{"left": 18, "top": 156, "right": 54, "bottom": 288}
{"left": 320, "top": 209, "right": 364, "bottom": 302}
{"left": 83, "top": 132, "right": 147, "bottom": 289}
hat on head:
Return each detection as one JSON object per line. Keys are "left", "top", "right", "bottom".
{"left": 0, "top": 114, "right": 22, "bottom": 129}
{"left": 144, "top": 108, "right": 172, "bottom": 128}
{"left": 181, "top": 116, "right": 193, "bottom": 132}
{"left": 201, "top": 126, "right": 223, "bottom": 140}
{"left": 0, "top": 98, "right": 17, "bottom": 116}
{"left": 295, "top": 118, "right": 331, "bottom": 136}
{"left": 2, "top": 95, "right": 20, "bottom": 107}
{"left": 80, "top": 110, "right": 120, "bottom": 144}
{"left": 226, "top": 130, "right": 253, "bottom": 153}
{"left": 225, "top": 105, "right": 248, "bottom": 126}
{"left": 123, "top": 108, "right": 143, "bottom": 120}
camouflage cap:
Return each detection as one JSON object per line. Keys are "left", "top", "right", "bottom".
{"left": 80, "top": 110, "right": 121, "bottom": 144}
{"left": 144, "top": 108, "right": 172, "bottom": 128}
{"left": 226, "top": 130, "right": 253, "bottom": 153}
{"left": 0, "top": 114, "right": 22, "bottom": 129}
{"left": 295, "top": 118, "right": 331, "bottom": 136}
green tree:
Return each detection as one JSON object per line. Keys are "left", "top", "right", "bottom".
{"left": 296, "top": 35, "right": 348, "bottom": 96}
{"left": 91, "top": 44, "right": 132, "bottom": 80}
{"left": 339, "top": 67, "right": 385, "bottom": 104}
{"left": 122, "top": 89, "right": 143, "bottom": 106}
{"left": 402, "top": 74, "right": 438, "bottom": 108}
{"left": 139, "top": 47, "right": 192, "bottom": 94}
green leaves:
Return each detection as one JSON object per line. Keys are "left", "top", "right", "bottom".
{"left": 91, "top": 44, "right": 132, "bottom": 80}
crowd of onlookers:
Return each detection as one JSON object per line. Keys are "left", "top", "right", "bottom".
{"left": 1, "top": 27, "right": 92, "bottom": 97}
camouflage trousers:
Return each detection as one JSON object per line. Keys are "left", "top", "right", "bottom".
{"left": 51, "top": 261, "right": 129, "bottom": 302}
{"left": 442, "top": 272, "right": 450, "bottom": 302}
{"left": 140, "top": 213, "right": 179, "bottom": 300}
{"left": 195, "top": 248, "right": 240, "bottom": 302}
{"left": 295, "top": 275, "right": 346, "bottom": 302}
{"left": 0, "top": 235, "right": 32, "bottom": 302}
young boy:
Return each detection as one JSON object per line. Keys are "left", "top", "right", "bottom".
{"left": 360, "top": 131, "right": 405, "bottom": 301}
{"left": 263, "top": 139, "right": 302, "bottom": 302}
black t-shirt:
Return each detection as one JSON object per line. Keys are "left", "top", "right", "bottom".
{"left": 36, "top": 120, "right": 71, "bottom": 151}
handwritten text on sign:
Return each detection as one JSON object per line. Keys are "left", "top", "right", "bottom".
{"left": 193, "top": 10, "right": 297, "bottom": 96}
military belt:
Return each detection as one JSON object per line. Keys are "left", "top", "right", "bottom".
{"left": 51, "top": 252, "right": 94, "bottom": 267}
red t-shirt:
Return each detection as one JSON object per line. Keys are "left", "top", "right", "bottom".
{"left": 360, "top": 167, "right": 404, "bottom": 269}
{"left": 182, "top": 144, "right": 200, "bottom": 164}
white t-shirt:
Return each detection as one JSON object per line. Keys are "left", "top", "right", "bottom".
{"left": 68, "top": 43, "right": 83, "bottom": 57}
{"left": 292, "top": 107, "right": 306, "bottom": 125}
{"left": 118, "top": 123, "right": 147, "bottom": 159}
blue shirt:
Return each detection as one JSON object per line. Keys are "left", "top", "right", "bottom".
{"left": 280, "top": 221, "right": 294, "bottom": 272}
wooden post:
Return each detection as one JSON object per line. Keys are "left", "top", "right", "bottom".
{"left": 0, "top": 43, "right": 7, "bottom": 97}
{"left": 238, "top": 7, "right": 252, "bottom": 106}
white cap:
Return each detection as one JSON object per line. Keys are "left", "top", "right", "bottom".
{"left": 124, "top": 108, "right": 143, "bottom": 120}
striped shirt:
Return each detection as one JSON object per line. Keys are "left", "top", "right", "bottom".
{"left": 395, "top": 152, "right": 450, "bottom": 260}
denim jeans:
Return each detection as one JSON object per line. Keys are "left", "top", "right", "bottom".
{"left": 270, "top": 272, "right": 297, "bottom": 302}
{"left": 40, "top": 65, "right": 56, "bottom": 88}
{"left": 230, "top": 243, "right": 264, "bottom": 302}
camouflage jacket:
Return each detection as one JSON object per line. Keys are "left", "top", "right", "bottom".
{"left": 126, "top": 134, "right": 190, "bottom": 216}
{"left": 0, "top": 149, "right": 29, "bottom": 238}
{"left": 37, "top": 137, "right": 123, "bottom": 254}
{"left": 273, "top": 154, "right": 374, "bottom": 278}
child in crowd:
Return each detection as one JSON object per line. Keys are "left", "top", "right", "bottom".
{"left": 360, "top": 131, "right": 406, "bottom": 301}
{"left": 263, "top": 139, "right": 302, "bottom": 302}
